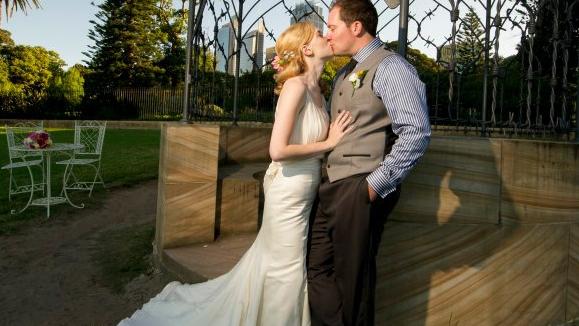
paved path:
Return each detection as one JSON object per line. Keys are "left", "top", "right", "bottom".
{"left": 0, "top": 180, "right": 169, "bottom": 326}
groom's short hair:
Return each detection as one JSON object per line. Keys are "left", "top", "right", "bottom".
{"left": 330, "top": 0, "right": 378, "bottom": 37}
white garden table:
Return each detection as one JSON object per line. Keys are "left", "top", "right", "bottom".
{"left": 10, "top": 143, "right": 85, "bottom": 218}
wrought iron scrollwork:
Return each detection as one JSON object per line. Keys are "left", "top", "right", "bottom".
{"left": 183, "top": 0, "right": 578, "bottom": 139}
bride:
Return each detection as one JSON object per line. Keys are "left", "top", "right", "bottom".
{"left": 118, "top": 22, "right": 353, "bottom": 326}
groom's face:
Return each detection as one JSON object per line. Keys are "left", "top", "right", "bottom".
{"left": 326, "top": 6, "right": 354, "bottom": 56}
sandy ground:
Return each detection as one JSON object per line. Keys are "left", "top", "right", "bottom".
{"left": 0, "top": 180, "right": 173, "bottom": 326}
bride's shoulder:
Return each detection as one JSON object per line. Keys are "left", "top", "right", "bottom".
{"left": 280, "top": 76, "right": 307, "bottom": 96}
{"left": 276, "top": 76, "right": 307, "bottom": 115}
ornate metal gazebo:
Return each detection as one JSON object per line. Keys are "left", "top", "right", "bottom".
{"left": 181, "top": 0, "right": 579, "bottom": 140}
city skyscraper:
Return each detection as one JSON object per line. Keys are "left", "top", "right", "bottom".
{"left": 290, "top": 0, "right": 324, "bottom": 33}
{"left": 216, "top": 21, "right": 235, "bottom": 75}
{"left": 239, "top": 19, "right": 265, "bottom": 74}
{"left": 216, "top": 17, "right": 265, "bottom": 75}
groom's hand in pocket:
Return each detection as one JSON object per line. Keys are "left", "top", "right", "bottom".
{"left": 368, "top": 185, "right": 378, "bottom": 202}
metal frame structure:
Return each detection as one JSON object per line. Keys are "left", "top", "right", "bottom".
{"left": 180, "top": 0, "right": 578, "bottom": 139}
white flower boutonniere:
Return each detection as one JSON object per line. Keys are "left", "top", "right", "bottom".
{"left": 348, "top": 69, "right": 368, "bottom": 96}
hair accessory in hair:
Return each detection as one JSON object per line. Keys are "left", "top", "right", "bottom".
{"left": 271, "top": 55, "right": 283, "bottom": 73}
{"left": 272, "top": 50, "right": 295, "bottom": 73}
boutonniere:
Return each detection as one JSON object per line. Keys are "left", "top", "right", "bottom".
{"left": 348, "top": 69, "right": 368, "bottom": 95}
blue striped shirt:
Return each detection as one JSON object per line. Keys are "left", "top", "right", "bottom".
{"left": 350, "top": 38, "right": 431, "bottom": 198}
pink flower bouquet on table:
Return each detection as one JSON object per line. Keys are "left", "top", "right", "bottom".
{"left": 23, "top": 130, "right": 53, "bottom": 149}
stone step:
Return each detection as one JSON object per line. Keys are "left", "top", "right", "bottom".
{"left": 218, "top": 163, "right": 268, "bottom": 237}
{"left": 161, "top": 233, "right": 257, "bottom": 283}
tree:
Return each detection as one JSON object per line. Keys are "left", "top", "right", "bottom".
{"left": 0, "top": 0, "right": 40, "bottom": 25}
{"left": 321, "top": 56, "right": 350, "bottom": 84}
{"left": 69, "top": 63, "right": 90, "bottom": 77}
{"left": 2, "top": 45, "right": 65, "bottom": 104}
{"left": 0, "top": 56, "right": 24, "bottom": 114}
{"left": 0, "top": 44, "right": 64, "bottom": 114}
{"left": 0, "top": 28, "right": 13, "bottom": 46}
{"left": 319, "top": 56, "right": 350, "bottom": 97}
{"left": 0, "top": 55, "right": 13, "bottom": 91}
{"left": 157, "top": 1, "right": 216, "bottom": 86}
{"left": 456, "top": 9, "right": 485, "bottom": 74}
{"left": 157, "top": 0, "right": 187, "bottom": 86}
{"left": 384, "top": 41, "right": 441, "bottom": 75}
{"left": 59, "top": 66, "right": 85, "bottom": 106}
{"left": 1, "top": 29, "right": 22, "bottom": 113}
{"left": 198, "top": 47, "right": 215, "bottom": 72}
{"left": 85, "top": 0, "right": 167, "bottom": 88}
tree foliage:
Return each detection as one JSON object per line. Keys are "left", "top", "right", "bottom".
{"left": 0, "top": 40, "right": 69, "bottom": 116}
{"left": 85, "top": 0, "right": 167, "bottom": 88}
{"left": 157, "top": 0, "right": 187, "bottom": 86}
{"left": 0, "top": 55, "right": 14, "bottom": 92}
{"left": 0, "top": 28, "right": 13, "bottom": 46}
{"left": 456, "top": 8, "right": 485, "bottom": 75}
{"left": 322, "top": 56, "right": 349, "bottom": 82}
{"left": 2, "top": 45, "right": 65, "bottom": 103}
{"left": 0, "top": 0, "right": 40, "bottom": 25}
{"left": 385, "top": 41, "right": 441, "bottom": 75}
{"left": 50, "top": 66, "right": 85, "bottom": 106}
{"left": 0, "top": 28, "right": 12, "bottom": 90}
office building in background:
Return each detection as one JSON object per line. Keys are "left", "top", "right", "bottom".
{"left": 216, "top": 18, "right": 265, "bottom": 75}
{"left": 290, "top": 0, "right": 324, "bottom": 33}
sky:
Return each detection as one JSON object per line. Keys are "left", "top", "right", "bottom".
{"left": 2, "top": 0, "right": 99, "bottom": 68}
{"left": 2, "top": 0, "right": 523, "bottom": 69}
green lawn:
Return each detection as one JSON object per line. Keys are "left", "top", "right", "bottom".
{"left": 0, "top": 128, "right": 161, "bottom": 234}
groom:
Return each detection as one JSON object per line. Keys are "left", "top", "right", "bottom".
{"left": 307, "top": 0, "right": 431, "bottom": 325}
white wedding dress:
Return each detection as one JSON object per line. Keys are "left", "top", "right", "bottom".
{"left": 119, "top": 90, "right": 329, "bottom": 326}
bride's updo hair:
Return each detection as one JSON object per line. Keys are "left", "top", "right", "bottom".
{"left": 274, "top": 22, "right": 317, "bottom": 95}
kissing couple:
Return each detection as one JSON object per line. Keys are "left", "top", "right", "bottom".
{"left": 119, "top": 0, "right": 430, "bottom": 325}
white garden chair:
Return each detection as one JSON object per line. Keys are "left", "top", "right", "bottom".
{"left": 1, "top": 121, "right": 46, "bottom": 202}
{"left": 56, "top": 120, "right": 107, "bottom": 197}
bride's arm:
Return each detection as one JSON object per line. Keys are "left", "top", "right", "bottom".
{"left": 269, "top": 78, "right": 352, "bottom": 162}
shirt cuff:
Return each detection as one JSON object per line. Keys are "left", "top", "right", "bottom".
{"left": 366, "top": 169, "right": 397, "bottom": 198}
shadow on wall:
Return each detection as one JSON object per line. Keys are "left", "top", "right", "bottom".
{"left": 375, "top": 137, "right": 578, "bottom": 326}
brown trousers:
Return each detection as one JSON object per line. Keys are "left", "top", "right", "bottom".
{"left": 307, "top": 173, "right": 400, "bottom": 326}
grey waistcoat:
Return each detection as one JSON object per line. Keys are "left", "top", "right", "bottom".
{"left": 326, "top": 46, "right": 397, "bottom": 182}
